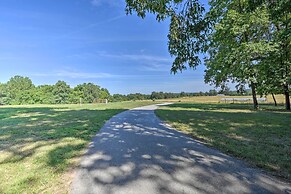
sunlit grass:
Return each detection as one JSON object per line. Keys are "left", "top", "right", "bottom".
{"left": 156, "top": 103, "right": 291, "bottom": 180}
{"left": 0, "top": 101, "right": 157, "bottom": 193}
{"left": 155, "top": 94, "right": 286, "bottom": 104}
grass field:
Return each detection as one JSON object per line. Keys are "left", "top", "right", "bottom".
{"left": 1, "top": 96, "right": 290, "bottom": 193}
{"left": 156, "top": 94, "right": 286, "bottom": 104}
{"left": 156, "top": 102, "right": 291, "bottom": 180}
{"left": 0, "top": 101, "right": 157, "bottom": 193}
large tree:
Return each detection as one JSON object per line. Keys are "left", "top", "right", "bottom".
{"left": 126, "top": 0, "right": 290, "bottom": 110}
{"left": 53, "top": 81, "right": 72, "bottom": 104}
{"left": 73, "top": 83, "right": 101, "bottom": 103}
{"left": 268, "top": 0, "right": 290, "bottom": 110}
{"left": 6, "top": 75, "right": 35, "bottom": 105}
{"left": 205, "top": 0, "right": 275, "bottom": 109}
{"left": 245, "top": 0, "right": 290, "bottom": 110}
{"left": 99, "top": 88, "right": 111, "bottom": 100}
{"left": 34, "top": 85, "right": 55, "bottom": 104}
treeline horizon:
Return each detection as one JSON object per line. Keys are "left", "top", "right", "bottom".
{"left": 0, "top": 75, "right": 252, "bottom": 105}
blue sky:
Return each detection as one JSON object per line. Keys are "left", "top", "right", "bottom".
{"left": 0, "top": 0, "right": 214, "bottom": 94}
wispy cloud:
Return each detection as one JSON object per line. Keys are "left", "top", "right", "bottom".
{"left": 65, "top": 52, "right": 173, "bottom": 72}
{"left": 96, "top": 52, "right": 173, "bottom": 63}
{"left": 31, "top": 70, "right": 117, "bottom": 79}
{"left": 53, "top": 15, "right": 125, "bottom": 39}
{"left": 91, "top": 0, "right": 122, "bottom": 7}
{"left": 141, "top": 63, "right": 171, "bottom": 72}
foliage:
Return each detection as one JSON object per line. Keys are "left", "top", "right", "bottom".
{"left": 73, "top": 83, "right": 100, "bottom": 103}
{"left": 0, "top": 75, "right": 268, "bottom": 105}
{"left": 53, "top": 81, "right": 71, "bottom": 104}
{"left": 204, "top": 1, "right": 276, "bottom": 109}
{"left": 125, "top": 0, "right": 291, "bottom": 110}
{"left": 126, "top": 0, "right": 208, "bottom": 73}
{"left": 35, "top": 85, "right": 55, "bottom": 104}
{"left": 99, "top": 88, "right": 111, "bottom": 100}
{"left": 6, "top": 76, "right": 35, "bottom": 105}
{"left": 111, "top": 89, "right": 252, "bottom": 102}
{"left": 0, "top": 83, "right": 10, "bottom": 105}
{"left": 0, "top": 76, "right": 111, "bottom": 105}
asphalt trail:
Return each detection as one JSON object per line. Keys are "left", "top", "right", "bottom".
{"left": 71, "top": 104, "right": 291, "bottom": 194}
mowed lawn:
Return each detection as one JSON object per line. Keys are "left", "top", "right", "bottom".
{"left": 156, "top": 103, "right": 291, "bottom": 180}
{"left": 0, "top": 101, "right": 157, "bottom": 193}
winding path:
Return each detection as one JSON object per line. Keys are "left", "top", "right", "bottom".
{"left": 71, "top": 104, "right": 291, "bottom": 194}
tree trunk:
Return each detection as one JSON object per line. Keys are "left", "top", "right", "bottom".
{"left": 283, "top": 84, "right": 290, "bottom": 110}
{"left": 271, "top": 93, "right": 277, "bottom": 106}
{"left": 250, "top": 82, "right": 258, "bottom": 110}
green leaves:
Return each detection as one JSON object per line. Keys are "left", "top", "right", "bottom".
{"left": 74, "top": 83, "right": 101, "bottom": 103}
{"left": 125, "top": 0, "right": 183, "bottom": 20}
{"left": 5, "top": 76, "right": 35, "bottom": 105}
{"left": 206, "top": 1, "right": 272, "bottom": 85}
{"left": 126, "top": 0, "right": 207, "bottom": 73}
{"left": 53, "top": 81, "right": 71, "bottom": 104}
{"left": 0, "top": 77, "right": 111, "bottom": 105}
{"left": 126, "top": 0, "right": 290, "bottom": 109}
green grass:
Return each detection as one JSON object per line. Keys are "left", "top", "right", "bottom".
{"left": 0, "top": 101, "right": 157, "bottom": 193}
{"left": 156, "top": 103, "right": 291, "bottom": 180}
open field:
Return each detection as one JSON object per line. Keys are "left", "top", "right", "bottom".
{"left": 1, "top": 97, "right": 290, "bottom": 193}
{"left": 156, "top": 94, "right": 286, "bottom": 104}
{"left": 0, "top": 101, "right": 158, "bottom": 193}
{"left": 156, "top": 102, "right": 291, "bottom": 180}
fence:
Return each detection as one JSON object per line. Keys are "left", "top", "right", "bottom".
{"left": 220, "top": 98, "right": 267, "bottom": 103}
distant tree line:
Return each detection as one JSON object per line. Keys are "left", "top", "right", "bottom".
{"left": 111, "top": 88, "right": 252, "bottom": 102}
{"left": 0, "top": 75, "right": 253, "bottom": 105}
{"left": 0, "top": 75, "right": 110, "bottom": 105}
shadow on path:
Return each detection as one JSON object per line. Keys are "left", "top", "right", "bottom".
{"left": 71, "top": 105, "right": 291, "bottom": 194}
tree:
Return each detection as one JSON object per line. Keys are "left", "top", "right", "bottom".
{"left": 205, "top": 1, "right": 275, "bottom": 109}
{"left": 245, "top": 0, "right": 291, "bottom": 110}
{"left": 151, "top": 91, "right": 164, "bottom": 99}
{"left": 74, "top": 83, "right": 101, "bottom": 103}
{"left": 267, "top": 0, "right": 290, "bottom": 110}
{"left": 34, "top": 85, "right": 55, "bottom": 104}
{"left": 0, "top": 76, "right": 115, "bottom": 105}
{"left": 99, "top": 88, "right": 110, "bottom": 100}
{"left": 208, "top": 89, "right": 217, "bottom": 96}
{"left": 6, "top": 75, "right": 35, "bottom": 105}
{"left": 126, "top": 0, "right": 290, "bottom": 110}
{"left": 112, "top": 94, "right": 127, "bottom": 102}
{"left": 53, "top": 81, "right": 72, "bottom": 104}
{"left": 0, "top": 83, "right": 10, "bottom": 105}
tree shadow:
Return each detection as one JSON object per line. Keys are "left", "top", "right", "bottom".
{"left": 165, "top": 102, "right": 289, "bottom": 112}
{"left": 0, "top": 106, "right": 126, "bottom": 170}
{"left": 72, "top": 108, "right": 291, "bottom": 194}
{"left": 156, "top": 105, "right": 291, "bottom": 181}
{"left": 48, "top": 143, "right": 87, "bottom": 173}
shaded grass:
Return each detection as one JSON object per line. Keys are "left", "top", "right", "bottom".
{"left": 156, "top": 103, "right": 291, "bottom": 180}
{"left": 0, "top": 101, "right": 157, "bottom": 193}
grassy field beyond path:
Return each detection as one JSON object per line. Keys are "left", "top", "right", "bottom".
{"left": 156, "top": 103, "right": 291, "bottom": 180}
{"left": 0, "top": 101, "right": 157, "bottom": 193}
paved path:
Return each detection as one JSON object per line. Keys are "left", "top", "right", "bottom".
{"left": 71, "top": 104, "right": 291, "bottom": 194}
